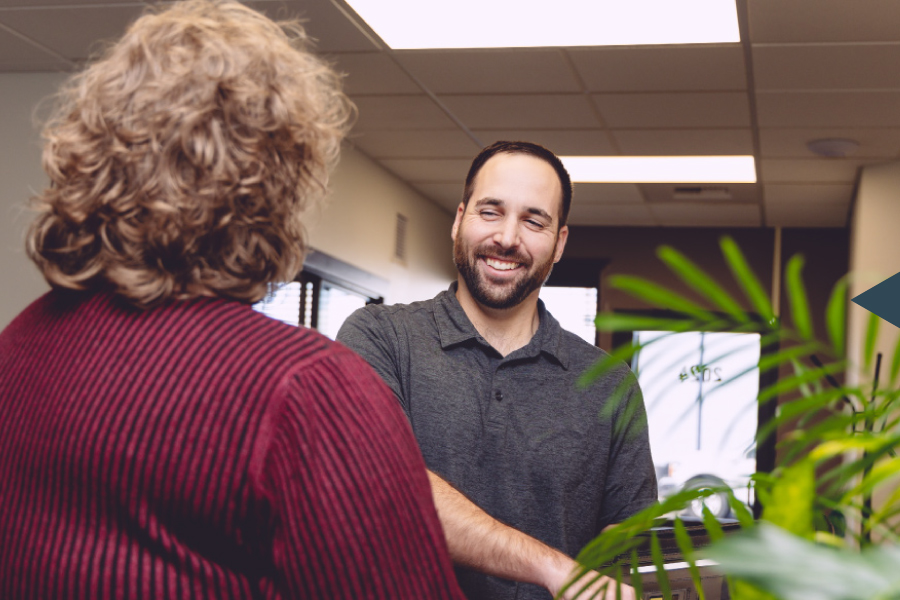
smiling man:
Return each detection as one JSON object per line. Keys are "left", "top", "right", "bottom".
{"left": 338, "top": 141, "right": 657, "bottom": 600}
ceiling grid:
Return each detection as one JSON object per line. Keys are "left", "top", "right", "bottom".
{"left": 1, "top": 0, "right": 895, "bottom": 228}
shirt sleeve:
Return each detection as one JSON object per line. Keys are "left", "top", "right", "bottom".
{"left": 599, "top": 367, "right": 659, "bottom": 526}
{"left": 251, "top": 345, "right": 463, "bottom": 599}
{"left": 336, "top": 307, "right": 410, "bottom": 416}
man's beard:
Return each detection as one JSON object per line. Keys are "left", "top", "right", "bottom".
{"left": 453, "top": 237, "right": 556, "bottom": 310}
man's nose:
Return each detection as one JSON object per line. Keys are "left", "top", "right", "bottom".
{"left": 492, "top": 218, "right": 520, "bottom": 249}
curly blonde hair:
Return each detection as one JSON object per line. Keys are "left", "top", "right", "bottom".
{"left": 27, "top": 0, "right": 354, "bottom": 307}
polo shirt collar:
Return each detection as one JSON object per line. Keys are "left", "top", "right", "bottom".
{"left": 434, "top": 282, "right": 571, "bottom": 369}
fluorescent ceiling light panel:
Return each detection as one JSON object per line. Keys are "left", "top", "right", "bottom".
{"left": 345, "top": 0, "right": 740, "bottom": 49}
{"left": 560, "top": 156, "right": 757, "bottom": 183}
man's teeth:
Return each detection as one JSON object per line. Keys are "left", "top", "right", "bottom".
{"left": 485, "top": 258, "right": 519, "bottom": 271}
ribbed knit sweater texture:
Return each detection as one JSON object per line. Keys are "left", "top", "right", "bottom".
{"left": 0, "top": 290, "right": 464, "bottom": 600}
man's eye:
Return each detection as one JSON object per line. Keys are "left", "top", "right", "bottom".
{"left": 526, "top": 219, "right": 545, "bottom": 228}
{"left": 480, "top": 210, "right": 499, "bottom": 218}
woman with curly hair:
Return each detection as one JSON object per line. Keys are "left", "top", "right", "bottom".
{"left": 0, "top": 2, "right": 464, "bottom": 599}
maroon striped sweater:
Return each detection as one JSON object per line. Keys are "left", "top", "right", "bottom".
{"left": 0, "top": 290, "right": 464, "bottom": 600}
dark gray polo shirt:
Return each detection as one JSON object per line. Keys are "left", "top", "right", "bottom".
{"left": 337, "top": 284, "right": 657, "bottom": 600}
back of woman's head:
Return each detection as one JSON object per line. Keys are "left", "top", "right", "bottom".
{"left": 27, "top": 0, "right": 354, "bottom": 307}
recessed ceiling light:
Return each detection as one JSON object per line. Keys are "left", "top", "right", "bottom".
{"left": 560, "top": 156, "right": 757, "bottom": 183}
{"left": 345, "top": 0, "right": 741, "bottom": 49}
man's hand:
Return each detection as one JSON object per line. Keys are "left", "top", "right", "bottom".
{"left": 427, "top": 470, "right": 637, "bottom": 600}
{"left": 549, "top": 567, "right": 637, "bottom": 600}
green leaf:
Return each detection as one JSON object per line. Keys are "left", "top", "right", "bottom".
{"left": 657, "top": 245, "right": 749, "bottom": 323}
{"left": 704, "top": 523, "right": 900, "bottom": 600}
{"left": 729, "top": 580, "right": 779, "bottom": 600}
{"left": 765, "top": 387, "right": 845, "bottom": 428}
{"left": 864, "top": 311, "right": 880, "bottom": 371}
{"left": 650, "top": 531, "right": 672, "bottom": 600}
{"left": 593, "top": 313, "right": 700, "bottom": 333}
{"left": 729, "top": 492, "right": 755, "bottom": 528}
{"left": 891, "top": 332, "right": 900, "bottom": 386}
{"left": 825, "top": 277, "right": 848, "bottom": 357}
{"left": 843, "top": 456, "right": 900, "bottom": 504}
{"left": 720, "top": 235, "right": 776, "bottom": 325}
{"left": 608, "top": 275, "right": 719, "bottom": 321}
{"left": 758, "top": 360, "right": 845, "bottom": 403}
{"left": 701, "top": 505, "right": 725, "bottom": 543}
{"left": 810, "top": 435, "right": 897, "bottom": 462}
{"left": 673, "top": 519, "right": 705, "bottom": 600}
{"left": 873, "top": 483, "right": 900, "bottom": 526}
{"left": 578, "top": 345, "right": 640, "bottom": 389}
{"left": 763, "top": 460, "right": 815, "bottom": 538}
{"left": 614, "top": 565, "right": 623, "bottom": 600}
{"left": 630, "top": 549, "right": 644, "bottom": 600}
{"left": 757, "top": 343, "right": 822, "bottom": 374}
{"left": 784, "top": 255, "right": 813, "bottom": 340}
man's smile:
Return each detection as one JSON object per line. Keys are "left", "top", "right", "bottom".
{"left": 483, "top": 257, "right": 522, "bottom": 272}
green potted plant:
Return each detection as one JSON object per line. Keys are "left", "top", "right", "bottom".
{"left": 565, "top": 236, "right": 900, "bottom": 600}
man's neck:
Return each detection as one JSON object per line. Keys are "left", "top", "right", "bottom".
{"left": 455, "top": 279, "right": 540, "bottom": 357}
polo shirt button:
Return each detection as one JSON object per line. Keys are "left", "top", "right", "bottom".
{"left": 495, "top": 390, "right": 503, "bottom": 402}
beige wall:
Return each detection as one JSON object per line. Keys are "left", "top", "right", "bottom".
{"left": 0, "top": 73, "right": 455, "bottom": 330}
{"left": 848, "top": 163, "right": 900, "bottom": 516}
{"left": 848, "top": 162, "right": 900, "bottom": 381}
{"left": 0, "top": 72, "right": 66, "bottom": 330}
{"left": 309, "top": 145, "right": 456, "bottom": 305}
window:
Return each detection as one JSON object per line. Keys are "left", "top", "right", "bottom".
{"left": 252, "top": 251, "right": 386, "bottom": 339}
{"left": 632, "top": 329, "right": 762, "bottom": 520}
{"left": 316, "top": 280, "right": 369, "bottom": 340}
{"left": 253, "top": 281, "right": 304, "bottom": 327}
{"left": 539, "top": 286, "right": 598, "bottom": 345}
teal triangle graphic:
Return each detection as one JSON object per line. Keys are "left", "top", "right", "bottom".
{"left": 852, "top": 271, "right": 900, "bottom": 329}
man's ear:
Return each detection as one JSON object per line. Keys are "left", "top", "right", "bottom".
{"left": 553, "top": 225, "right": 569, "bottom": 263}
{"left": 451, "top": 202, "right": 465, "bottom": 242}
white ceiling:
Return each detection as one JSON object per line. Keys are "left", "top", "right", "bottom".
{"left": 2, "top": 0, "right": 899, "bottom": 228}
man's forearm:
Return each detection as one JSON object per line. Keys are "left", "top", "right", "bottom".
{"left": 426, "top": 470, "right": 580, "bottom": 595}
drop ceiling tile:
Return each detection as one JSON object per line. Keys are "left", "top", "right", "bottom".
{"left": 592, "top": 93, "right": 750, "bottom": 128}
{"left": 439, "top": 94, "right": 599, "bottom": 129}
{"left": 244, "top": 0, "right": 379, "bottom": 52}
{"left": 749, "top": 0, "right": 900, "bottom": 43}
{"left": 567, "top": 204, "right": 655, "bottom": 227}
{"left": 394, "top": 49, "right": 580, "bottom": 94}
{"left": 379, "top": 158, "right": 471, "bottom": 183}
{"left": 754, "top": 44, "right": 900, "bottom": 91}
{"left": 332, "top": 52, "right": 421, "bottom": 95}
{"left": 472, "top": 129, "right": 616, "bottom": 155}
{"left": 649, "top": 203, "right": 761, "bottom": 227}
{"left": 352, "top": 95, "right": 458, "bottom": 130}
{"left": 756, "top": 91, "right": 900, "bottom": 127}
{"left": 572, "top": 183, "right": 645, "bottom": 205}
{"left": 611, "top": 129, "right": 753, "bottom": 155}
{"left": 639, "top": 183, "right": 759, "bottom": 204}
{"left": 349, "top": 129, "right": 479, "bottom": 158}
{"left": 759, "top": 128, "right": 900, "bottom": 159}
{"left": 568, "top": 45, "right": 746, "bottom": 92}
{"left": 412, "top": 182, "right": 464, "bottom": 213}
{"left": 764, "top": 183, "right": 854, "bottom": 203}
{"left": 0, "top": 26, "right": 72, "bottom": 71}
{"left": 760, "top": 159, "right": 865, "bottom": 184}
{"left": 0, "top": 6, "right": 146, "bottom": 60}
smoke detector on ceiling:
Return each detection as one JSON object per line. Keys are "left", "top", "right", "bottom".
{"left": 806, "top": 138, "right": 860, "bottom": 158}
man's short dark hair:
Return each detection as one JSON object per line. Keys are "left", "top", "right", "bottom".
{"left": 462, "top": 140, "right": 573, "bottom": 228}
